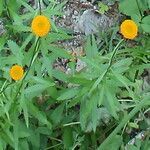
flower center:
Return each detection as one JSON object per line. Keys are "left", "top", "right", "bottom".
{"left": 38, "top": 22, "right": 45, "bottom": 28}
{"left": 126, "top": 25, "right": 134, "bottom": 33}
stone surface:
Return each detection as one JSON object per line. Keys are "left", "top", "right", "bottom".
{"left": 76, "top": 9, "right": 115, "bottom": 35}
{"left": 0, "top": 20, "right": 5, "bottom": 36}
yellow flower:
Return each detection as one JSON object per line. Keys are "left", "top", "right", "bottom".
{"left": 10, "top": 65, "right": 24, "bottom": 81}
{"left": 120, "top": 20, "right": 138, "bottom": 39}
{"left": 31, "top": 15, "right": 51, "bottom": 37}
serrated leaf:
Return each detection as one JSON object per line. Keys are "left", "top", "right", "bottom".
{"left": 52, "top": 69, "right": 68, "bottom": 82}
{"left": 21, "top": 34, "right": 33, "bottom": 51}
{"left": 80, "top": 96, "right": 94, "bottom": 130}
{"left": 7, "top": 40, "right": 24, "bottom": 65}
{"left": 57, "top": 88, "right": 80, "bottom": 101}
{"left": 32, "top": 76, "right": 55, "bottom": 86}
{"left": 25, "top": 84, "right": 52, "bottom": 99}
{"left": 27, "top": 101, "right": 52, "bottom": 128}
{"left": 48, "top": 44, "right": 71, "bottom": 59}
{"left": 46, "top": 32, "right": 73, "bottom": 43}
{"left": 103, "top": 86, "right": 119, "bottom": 120}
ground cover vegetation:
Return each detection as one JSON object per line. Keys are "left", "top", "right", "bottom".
{"left": 0, "top": 0, "right": 150, "bottom": 149}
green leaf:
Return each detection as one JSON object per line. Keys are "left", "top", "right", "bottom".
{"left": 80, "top": 96, "right": 94, "bottom": 130}
{"left": 98, "top": 2, "right": 109, "bottom": 14}
{"left": 0, "top": 125, "right": 14, "bottom": 148}
{"left": 91, "top": 99, "right": 98, "bottom": 132}
{"left": 28, "top": 132, "right": 40, "bottom": 150}
{"left": 52, "top": 69, "right": 68, "bottom": 82}
{"left": 105, "top": 135, "right": 123, "bottom": 150}
{"left": 27, "top": 101, "right": 52, "bottom": 128}
{"left": 44, "top": 1, "right": 67, "bottom": 16}
{"left": 13, "top": 111, "right": 19, "bottom": 150}
{"left": 57, "top": 88, "right": 80, "bottom": 101}
{"left": 141, "top": 136, "right": 150, "bottom": 150}
{"left": 141, "top": 15, "right": 150, "bottom": 33}
{"left": 0, "top": 0, "right": 4, "bottom": 15}
{"left": 149, "top": 0, "right": 150, "bottom": 9}
{"left": 142, "top": 15, "right": 150, "bottom": 24}
{"left": 36, "top": 127, "right": 51, "bottom": 136}
{"left": 131, "top": 14, "right": 141, "bottom": 25}
{"left": 137, "top": 0, "right": 149, "bottom": 12}
{"left": 20, "top": 92, "right": 29, "bottom": 128}
{"left": 21, "top": 34, "right": 34, "bottom": 51}
{"left": 46, "top": 32, "right": 73, "bottom": 43}
{"left": 141, "top": 24, "right": 150, "bottom": 33}
{"left": 18, "top": 0, "right": 35, "bottom": 12}
{"left": 112, "top": 70, "right": 134, "bottom": 98}
{"left": 0, "top": 36, "right": 7, "bottom": 52}
{"left": 8, "top": 25, "right": 31, "bottom": 33}
{"left": 63, "top": 127, "right": 73, "bottom": 149}
{"left": 25, "top": 84, "right": 51, "bottom": 99}
{"left": 126, "top": 145, "right": 138, "bottom": 150}
{"left": 32, "top": 76, "right": 55, "bottom": 86}
{"left": 119, "top": 0, "right": 140, "bottom": 17}
{"left": 19, "top": 140, "right": 29, "bottom": 150}
{"left": 113, "top": 58, "right": 133, "bottom": 73}
{"left": 98, "top": 84, "right": 105, "bottom": 106}
{"left": 0, "top": 138, "right": 6, "bottom": 150}
{"left": 7, "top": 40, "right": 24, "bottom": 65}
{"left": 103, "top": 86, "right": 119, "bottom": 120}
{"left": 85, "top": 35, "right": 98, "bottom": 59}
{"left": 25, "top": 77, "right": 55, "bottom": 98}
{"left": 48, "top": 44, "right": 71, "bottom": 59}
{"left": 51, "top": 103, "right": 65, "bottom": 124}
{"left": 128, "top": 122, "right": 139, "bottom": 129}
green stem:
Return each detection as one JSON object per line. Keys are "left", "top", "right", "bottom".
{"left": 45, "top": 143, "right": 62, "bottom": 150}
{"left": 63, "top": 122, "right": 80, "bottom": 127}
{"left": 38, "top": 0, "right": 42, "bottom": 15}
{"left": 97, "top": 98, "right": 150, "bottom": 150}
{"left": 13, "top": 38, "right": 40, "bottom": 101}
{"left": 89, "top": 39, "right": 124, "bottom": 95}
{"left": 0, "top": 80, "right": 7, "bottom": 94}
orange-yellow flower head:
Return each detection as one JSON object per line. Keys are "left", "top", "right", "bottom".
{"left": 10, "top": 65, "right": 24, "bottom": 81}
{"left": 31, "top": 15, "right": 51, "bottom": 37}
{"left": 120, "top": 20, "right": 138, "bottom": 39}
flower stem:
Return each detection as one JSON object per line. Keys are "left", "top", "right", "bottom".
{"left": 89, "top": 39, "right": 124, "bottom": 95}
{"left": 13, "top": 38, "right": 40, "bottom": 101}
{"left": 63, "top": 122, "right": 80, "bottom": 127}
{"left": 38, "top": 0, "right": 42, "bottom": 15}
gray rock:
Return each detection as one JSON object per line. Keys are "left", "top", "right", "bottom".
{"left": 76, "top": 9, "right": 114, "bottom": 35}
{"left": 0, "top": 20, "right": 5, "bottom": 36}
{"left": 142, "top": 69, "right": 150, "bottom": 91}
